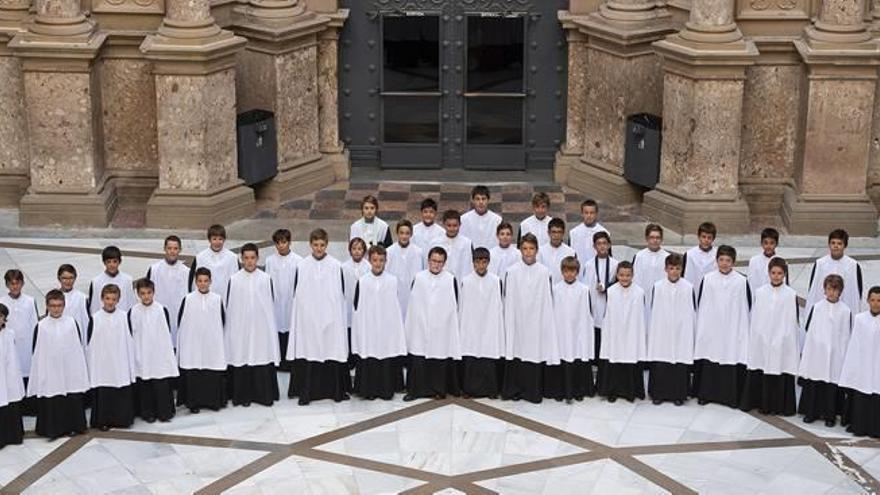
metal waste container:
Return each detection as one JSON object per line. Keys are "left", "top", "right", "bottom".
{"left": 623, "top": 113, "right": 662, "bottom": 189}
{"left": 236, "top": 109, "right": 278, "bottom": 186}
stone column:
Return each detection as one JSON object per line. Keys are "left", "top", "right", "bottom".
{"left": 865, "top": 0, "right": 880, "bottom": 209}
{"left": 232, "top": 1, "right": 348, "bottom": 206}
{"left": 644, "top": 0, "right": 757, "bottom": 233}
{"left": 555, "top": 1, "right": 674, "bottom": 205}
{"left": 0, "top": 0, "right": 30, "bottom": 208}
{"left": 318, "top": 17, "right": 349, "bottom": 181}
{"left": 784, "top": 0, "right": 879, "bottom": 235}
{"left": 9, "top": 0, "right": 113, "bottom": 226}
{"left": 555, "top": 28, "right": 588, "bottom": 185}
{"left": 141, "top": 0, "right": 254, "bottom": 229}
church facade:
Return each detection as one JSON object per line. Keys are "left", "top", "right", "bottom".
{"left": 0, "top": 0, "right": 878, "bottom": 234}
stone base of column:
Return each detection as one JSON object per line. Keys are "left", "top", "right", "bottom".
{"left": 556, "top": 153, "right": 644, "bottom": 205}
{"left": 108, "top": 171, "right": 159, "bottom": 208}
{"left": 739, "top": 177, "right": 788, "bottom": 216}
{"left": 782, "top": 187, "right": 878, "bottom": 236}
{"left": 20, "top": 180, "right": 117, "bottom": 227}
{"left": 0, "top": 172, "right": 28, "bottom": 208}
{"left": 868, "top": 183, "right": 880, "bottom": 211}
{"left": 146, "top": 180, "right": 255, "bottom": 229}
{"left": 643, "top": 186, "right": 751, "bottom": 234}
{"left": 255, "top": 150, "right": 348, "bottom": 205}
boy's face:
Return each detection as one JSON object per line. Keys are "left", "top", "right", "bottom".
{"left": 472, "top": 194, "right": 489, "bottom": 215}
{"left": 209, "top": 235, "right": 225, "bottom": 252}
{"left": 195, "top": 275, "right": 211, "bottom": 293}
{"left": 310, "top": 239, "right": 328, "bottom": 259}
{"left": 761, "top": 237, "right": 777, "bottom": 256}
{"left": 562, "top": 267, "right": 578, "bottom": 284}
{"left": 242, "top": 251, "right": 258, "bottom": 271}
{"left": 103, "top": 258, "right": 120, "bottom": 275}
{"left": 164, "top": 241, "right": 181, "bottom": 263}
{"left": 717, "top": 255, "right": 734, "bottom": 273}
{"left": 6, "top": 279, "right": 22, "bottom": 297}
{"left": 533, "top": 202, "right": 548, "bottom": 220}
{"left": 521, "top": 243, "right": 537, "bottom": 264}
{"left": 646, "top": 231, "right": 663, "bottom": 251}
{"left": 102, "top": 292, "right": 120, "bottom": 312}
{"left": 362, "top": 203, "right": 377, "bottom": 221}
{"left": 665, "top": 264, "right": 682, "bottom": 282}
{"left": 868, "top": 293, "right": 880, "bottom": 314}
{"left": 473, "top": 258, "right": 489, "bottom": 276}
{"left": 59, "top": 271, "right": 76, "bottom": 292}
{"left": 829, "top": 238, "right": 845, "bottom": 259}
{"left": 275, "top": 239, "right": 291, "bottom": 256}
{"left": 768, "top": 266, "right": 786, "bottom": 286}
{"left": 825, "top": 285, "right": 841, "bottom": 303}
{"left": 698, "top": 232, "right": 715, "bottom": 250}
{"left": 549, "top": 227, "right": 564, "bottom": 247}
{"left": 444, "top": 218, "right": 460, "bottom": 238}
{"left": 421, "top": 207, "right": 437, "bottom": 225}
{"left": 497, "top": 228, "right": 513, "bottom": 248}
{"left": 138, "top": 287, "right": 155, "bottom": 306}
{"left": 350, "top": 243, "right": 365, "bottom": 262}
{"left": 428, "top": 253, "right": 446, "bottom": 274}
{"left": 397, "top": 226, "right": 412, "bottom": 246}
{"left": 46, "top": 298, "right": 65, "bottom": 318}
{"left": 369, "top": 252, "right": 386, "bottom": 275}
{"left": 617, "top": 268, "right": 633, "bottom": 287}
{"left": 594, "top": 238, "right": 610, "bottom": 257}
{"left": 581, "top": 205, "right": 597, "bottom": 226}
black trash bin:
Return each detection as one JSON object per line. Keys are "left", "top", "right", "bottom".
{"left": 236, "top": 109, "right": 278, "bottom": 186}
{"left": 623, "top": 113, "right": 662, "bottom": 189}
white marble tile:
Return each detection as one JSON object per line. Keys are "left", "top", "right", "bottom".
{"left": 476, "top": 458, "right": 668, "bottom": 495}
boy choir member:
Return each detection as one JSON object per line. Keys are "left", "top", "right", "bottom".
{"left": 488, "top": 222, "right": 520, "bottom": 277}
{"left": 88, "top": 246, "right": 137, "bottom": 314}
{"left": 1, "top": 270, "right": 38, "bottom": 403}
{"left": 386, "top": 220, "right": 424, "bottom": 318}
{"left": 430, "top": 210, "right": 474, "bottom": 280}
{"left": 458, "top": 248, "right": 505, "bottom": 399}
{"left": 538, "top": 218, "right": 576, "bottom": 284}
{"left": 805, "top": 229, "right": 864, "bottom": 316}
{"left": 597, "top": 262, "right": 646, "bottom": 402}
{"left": 87, "top": 284, "right": 137, "bottom": 431}
{"left": 351, "top": 246, "right": 407, "bottom": 400}
{"left": 29, "top": 290, "right": 89, "bottom": 439}
{"left": 632, "top": 224, "right": 670, "bottom": 295}
{"left": 840, "top": 287, "right": 880, "bottom": 437}
{"left": 568, "top": 199, "right": 608, "bottom": 264}
{"left": 546, "top": 256, "right": 595, "bottom": 402}
{"left": 413, "top": 198, "right": 444, "bottom": 252}
{"left": 343, "top": 237, "right": 370, "bottom": 333}
{"left": 461, "top": 185, "right": 502, "bottom": 249}
{"left": 682, "top": 222, "right": 718, "bottom": 287}
{"left": 747, "top": 228, "right": 781, "bottom": 292}
{"left": 582, "top": 231, "right": 618, "bottom": 360}
{"left": 739, "top": 258, "right": 799, "bottom": 416}
{"left": 0, "top": 304, "right": 24, "bottom": 448}
{"left": 798, "top": 274, "right": 852, "bottom": 427}
{"left": 58, "top": 265, "right": 90, "bottom": 351}
{"left": 646, "top": 254, "right": 695, "bottom": 406}
{"left": 177, "top": 268, "right": 228, "bottom": 413}
{"left": 403, "top": 247, "right": 462, "bottom": 400}
{"left": 265, "top": 228, "right": 302, "bottom": 369}
{"left": 129, "top": 278, "right": 178, "bottom": 423}
{"left": 692, "top": 245, "right": 751, "bottom": 408}
{"left": 288, "top": 229, "right": 351, "bottom": 405}
{"left": 146, "top": 235, "right": 190, "bottom": 346}
{"left": 350, "top": 195, "right": 393, "bottom": 248}
{"left": 501, "top": 234, "right": 559, "bottom": 403}
{"left": 225, "top": 243, "right": 280, "bottom": 407}
{"left": 517, "top": 192, "right": 552, "bottom": 247}
{"left": 189, "top": 224, "right": 238, "bottom": 303}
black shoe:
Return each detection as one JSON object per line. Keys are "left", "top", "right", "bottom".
{"left": 403, "top": 394, "right": 418, "bottom": 402}
{"left": 803, "top": 416, "right": 815, "bottom": 424}
{"left": 242, "top": 401, "right": 251, "bottom": 407}
{"left": 607, "top": 396, "right": 617, "bottom": 403}
{"left": 159, "top": 417, "right": 172, "bottom": 423}
{"left": 189, "top": 408, "right": 200, "bottom": 414}
{"left": 825, "top": 419, "right": 837, "bottom": 428}
{"left": 652, "top": 399, "right": 663, "bottom": 405}
{"left": 673, "top": 400, "right": 684, "bottom": 406}
{"left": 297, "top": 398, "right": 309, "bottom": 406}
{"left": 99, "top": 425, "right": 110, "bottom": 432}
{"left": 144, "top": 416, "right": 156, "bottom": 424}
{"left": 698, "top": 399, "right": 708, "bottom": 406}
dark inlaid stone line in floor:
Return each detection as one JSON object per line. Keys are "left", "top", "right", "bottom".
{"left": 1, "top": 434, "right": 92, "bottom": 494}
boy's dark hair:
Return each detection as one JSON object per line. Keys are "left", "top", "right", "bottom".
{"left": 531, "top": 192, "right": 550, "bottom": 208}
{"left": 0, "top": 303, "right": 8, "bottom": 319}
{"left": 560, "top": 256, "right": 580, "bottom": 272}
{"left": 472, "top": 247, "right": 490, "bottom": 261}
{"left": 644, "top": 223, "right": 663, "bottom": 238}
{"left": 520, "top": 233, "right": 539, "bottom": 248}
{"left": 272, "top": 229, "right": 292, "bottom": 243}
{"left": 548, "top": 218, "right": 566, "bottom": 232}
{"left": 164, "top": 235, "right": 182, "bottom": 248}
{"left": 195, "top": 267, "right": 212, "bottom": 279}
{"left": 207, "top": 224, "right": 227, "bottom": 240}
{"left": 309, "top": 228, "right": 329, "bottom": 243}
{"left": 716, "top": 245, "right": 737, "bottom": 262}
{"left": 45, "top": 289, "right": 65, "bottom": 305}
{"left": 101, "top": 283, "right": 121, "bottom": 298}
{"left": 760, "top": 227, "right": 780, "bottom": 244}
{"left": 442, "top": 209, "right": 461, "bottom": 223}
{"left": 593, "top": 231, "right": 611, "bottom": 244}
{"left": 767, "top": 257, "right": 788, "bottom": 273}
{"left": 697, "top": 222, "right": 717, "bottom": 238}
{"left": 428, "top": 246, "right": 448, "bottom": 261}
{"left": 240, "top": 242, "right": 259, "bottom": 256}
{"left": 824, "top": 274, "right": 844, "bottom": 291}
{"left": 616, "top": 260, "right": 634, "bottom": 273}
{"left": 665, "top": 253, "right": 684, "bottom": 268}
{"left": 868, "top": 285, "right": 880, "bottom": 298}
{"left": 57, "top": 264, "right": 77, "bottom": 278}
{"left": 349, "top": 237, "right": 367, "bottom": 252}
{"left": 420, "top": 198, "right": 438, "bottom": 212}
{"left": 396, "top": 219, "right": 413, "bottom": 233}
{"left": 496, "top": 221, "right": 513, "bottom": 235}
{"left": 135, "top": 278, "right": 155, "bottom": 292}
{"left": 368, "top": 245, "right": 387, "bottom": 258}
{"left": 828, "top": 229, "right": 849, "bottom": 247}
{"left": 4, "top": 269, "right": 24, "bottom": 284}
{"left": 361, "top": 195, "right": 379, "bottom": 210}
{"left": 581, "top": 199, "right": 598, "bottom": 211}
{"left": 101, "top": 245, "right": 122, "bottom": 262}
{"left": 471, "top": 185, "right": 491, "bottom": 199}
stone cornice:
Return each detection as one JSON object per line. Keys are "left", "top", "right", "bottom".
{"left": 653, "top": 33, "right": 759, "bottom": 79}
